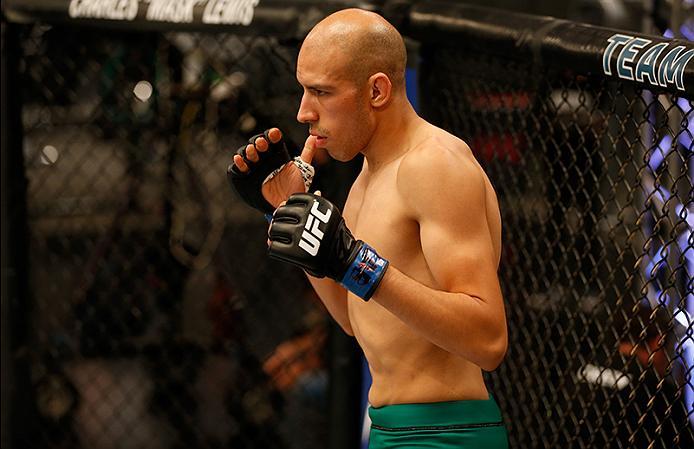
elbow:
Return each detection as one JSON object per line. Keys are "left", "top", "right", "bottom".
{"left": 478, "top": 332, "right": 508, "bottom": 372}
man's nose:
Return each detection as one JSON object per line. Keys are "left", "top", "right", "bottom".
{"left": 296, "top": 94, "right": 318, "bottom": 123}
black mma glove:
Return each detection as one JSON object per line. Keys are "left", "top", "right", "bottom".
{"left": 268, "top": 193, "right": 389, "bottom": 301}
{"left": 227, "top": 130, "right": 314, "bottom": 215}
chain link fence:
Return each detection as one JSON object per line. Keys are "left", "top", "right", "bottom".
{"left": 420, "top": 46, "right": 693, "bottom": 448}
{"left": 3, "top": 2, "right": 694, "bottom": 449}
{"left": 11, "top": 22, "right": 365, "bottom": 449}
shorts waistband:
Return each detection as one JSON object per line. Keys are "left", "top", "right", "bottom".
{"left": 368, "top": 396, "right": 503, "bottom": 430}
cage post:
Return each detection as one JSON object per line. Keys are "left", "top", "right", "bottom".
{"left": 1, "top": 19, "right": 34, "bottom": 449}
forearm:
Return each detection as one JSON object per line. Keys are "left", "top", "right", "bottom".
{"left": 306, "top": 274, "right": 353, "bottom": 335}
{"left": 371, "top": 266, "right": 507, "bottom": 371}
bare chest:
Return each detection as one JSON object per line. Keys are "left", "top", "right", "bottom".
{"left": 343, "top": 173, "right": 419, "bottom": 267}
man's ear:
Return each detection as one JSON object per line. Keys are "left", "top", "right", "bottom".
{"left": 368, "top": 72, "right": 392, "bottom": 108}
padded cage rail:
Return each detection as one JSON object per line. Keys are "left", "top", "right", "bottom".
{"left": 4, "top": 1, "right": 693, "bottom": 95}
{"left": 408, "top": 2, "right": 694, "bottom": 96}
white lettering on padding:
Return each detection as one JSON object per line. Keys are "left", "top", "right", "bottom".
{"left": 68, "top": 0, "right": 139, "bottom": 21}
{"left": 146, "top": 0, "right": 204, "bottom": 24}
{"left": 202, "top": 0, "right": 260, "bottom": 26}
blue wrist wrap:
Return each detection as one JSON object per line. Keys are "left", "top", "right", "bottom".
{"left": 340, "top": 243, "right": 389, "bottom": 301}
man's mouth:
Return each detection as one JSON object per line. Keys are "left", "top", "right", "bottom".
{"left": 310, "top": 131, "right": 328, "bottom": 147}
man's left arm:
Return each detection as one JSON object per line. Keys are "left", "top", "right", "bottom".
{"left": 370, "top": 147, "right": 507, "bottom": 371}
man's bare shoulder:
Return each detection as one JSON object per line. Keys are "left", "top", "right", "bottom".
{"left": 397, "top": 125, "right": 483, "bottom": 202}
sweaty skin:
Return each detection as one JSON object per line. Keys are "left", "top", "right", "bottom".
{"left": 234, "top": 8, "right": 507, "bottom": 407}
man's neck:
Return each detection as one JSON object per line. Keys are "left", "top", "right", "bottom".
{"left": 362, "top": 97, "right": 420, "bottom": 173}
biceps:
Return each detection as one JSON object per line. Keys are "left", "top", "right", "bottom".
{"left": 419, "top": 220, "right": 500, "bottom": 298}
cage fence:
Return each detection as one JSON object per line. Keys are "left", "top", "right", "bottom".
{"left": 419, "top": 44, "right": 693, "bottom": 448}
{"left": 14, "top": 23, "right": 352, "bottom": 449}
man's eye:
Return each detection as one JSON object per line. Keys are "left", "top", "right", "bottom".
{"left": 312, "top": 89, "right": 326, "bottom": 96}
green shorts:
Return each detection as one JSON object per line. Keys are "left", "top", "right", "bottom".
{"left": 368, "top": 396, "right": 509, "bottom": 448}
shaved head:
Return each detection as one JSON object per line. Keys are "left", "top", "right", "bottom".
{"left": 301, "top": 8, "right": 407, "bottom": 89}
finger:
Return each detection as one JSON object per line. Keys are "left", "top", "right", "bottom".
{"left": 300, "top": 135, "right": 317, "bottom": 164}
{"left": 233, "top": 154, "right": 249, "bottom": 173}
{"left": 269, "top": 222, "right": 298, "bottom": 240}
{"left": 263, "top": 355, "right": 281, "bottom": 374}
{"left": 314, "top": 190, "right": 322, "bottom": 197}
{"left": 253, "top": 135, "right": 269, "bottom": 152}
{"left": 286, "top": 192, "right": 316, "bottom": 206}
{"left": 245, "top": 143, "right": 259, "bottom": 162}
{"left": 267, "top": 127, "right": 282, "bottom": 144}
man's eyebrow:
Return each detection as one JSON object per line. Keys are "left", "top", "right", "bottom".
{"left": 301, "top": 83, "right": 332, "bottom": 91}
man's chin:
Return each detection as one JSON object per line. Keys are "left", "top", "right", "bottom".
{"left": 327, "top": 150, "right": 355, "bottom": 162}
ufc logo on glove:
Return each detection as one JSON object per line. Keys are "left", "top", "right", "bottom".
{"left": 299, "top": 200, "right": 333, "bottom": 256}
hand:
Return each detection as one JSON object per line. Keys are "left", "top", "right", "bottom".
{"left": 268, "top": 193, "right": 389, "bottom": 301}
{"left": 262, "top": 327, "right": 326, "bottom": 392}
{"left": 260, "top": 135, "right": 316, "bottom": 210}
{"left": 227, "top": 128, "right": 316, "bottom": 214}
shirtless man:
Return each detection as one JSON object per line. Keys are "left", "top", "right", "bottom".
{"left": 228, "top": 8, "right": 509, "bottom": 448}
